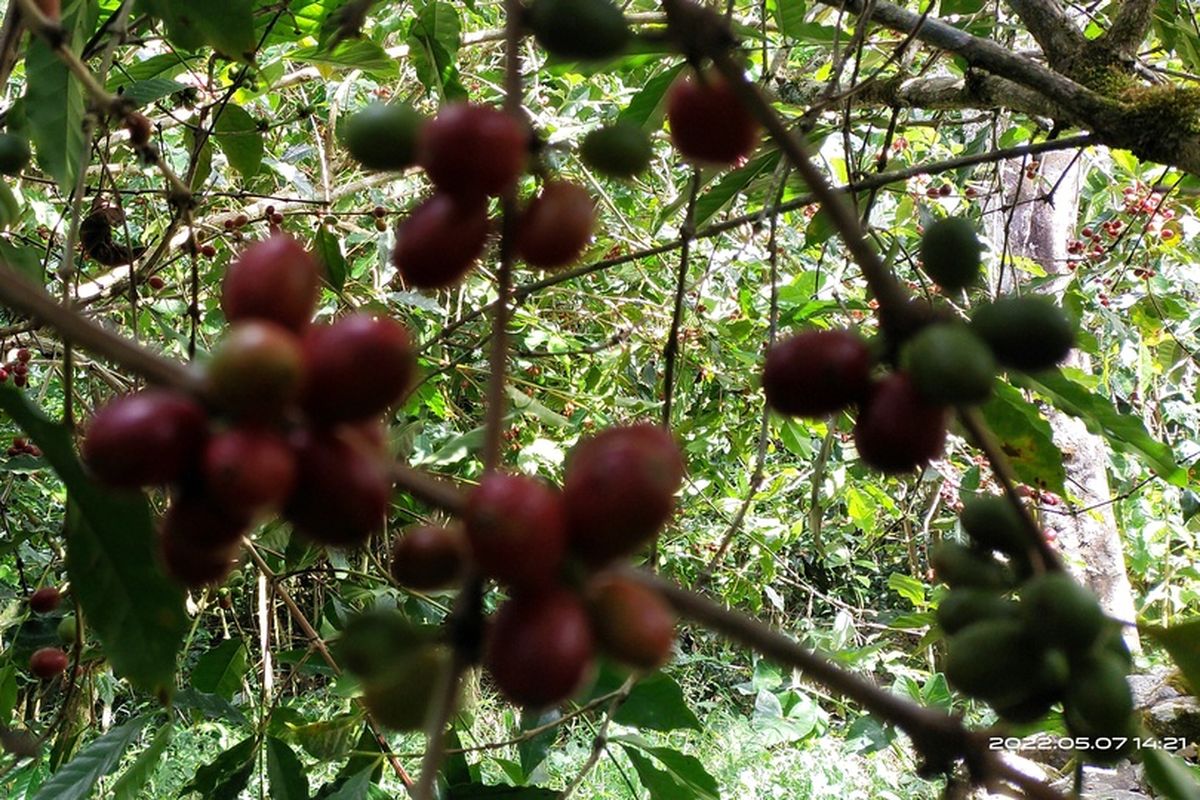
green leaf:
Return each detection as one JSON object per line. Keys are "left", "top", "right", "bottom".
{"left": 1184, "top": 490, "right": 1200, "bottom": 523}
{"left": 286, "top": 712, "right": 361, "bottom": 761}
{"left": 213, "top": 104, "right": 263, "bottom": 180}
{"left": 407, "top": 0, "right": 466, "bottom": 100}
{"left": 620, "top": 63, "right": 686, "bottom": 128}
{"left": 693, "top": 151, "right": 781, "bottom": 229}
{"left": 191, "top": 639, "right": 249, "bottom": 700}
{"left": 772, "top": 0, "right": 807, "bottom": 38}
{"left": 180, "top": 737, "right": 257, "bottom": 799}
{"left": 31, "top": 715, "right": 148, "bottom": 800}
{"left": 613, "top": 673, "right": 702, "bottom": 732}
{"left": 315, "top": 226, "right": 347, "bottom": 292}
{"left": 980, "top": 381, "right": 1067, "bottom": 494}
{"left": 887, "top": 573, "right": 926, "bottom": 609}
{"left": 1018, "top": 369, "right": 1186, "bottom": 486}
{"left": 0, "top": 383, "right": 187, "bottom": 695}
{"left": 141, "top": 0, "right": 257, "bottom": 59}
{"left": 112, "top": 722, "right": 174, "bottom": 800}
{"left": 613, "top": 738, "right": 718, "bottom": 800}
{"left": 25, "top": 0, "right": 97, "bottom": 193}
{"left": 447, "top": 785, "right": 557, "bottom": 799}
{"left": 267, "top": 738, "right": 309, "bottom": 800}
{"left": 1144, "top": 748, "right": 1200, "bottom": 800}
{"left": 112, "top": 78, "right": 190, "bottom": 109}
{"left": 517, "top": 709, "right": 557, "bottom": 779}
{"left": 289, "top": 40, "right": 399, "bottom": 81}
{"left": 324, "top": 769, "right": 372, "bottom": 799}
{"left": 1142, "top": 619, "right": 1200, "bottom": 695}
{"left": 0, "top": 241, "right": 45, "bottom": 285}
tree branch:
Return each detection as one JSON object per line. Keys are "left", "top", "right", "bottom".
{"left": 1099, "top": 0, "right": 1158, "bottom": 58}
{"left": 1003, "top": 0, "right": 1084, "bottom": 67}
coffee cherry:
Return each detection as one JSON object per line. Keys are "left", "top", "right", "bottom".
{"left": 527, "top": 0, "right": 630, "bottom": 61}
{"left": 464, "top": 473, "right": 566, "bottom": 588}
{"left": 344, "top": 102, "right": 425, "bottom": 171}
{"left": 147, "top": 275, "right": 165, "bottom": 290}
{"left": 853, "top": 373, "right": 947, "bottom": 473}
{"left": 125, "top": 113, "right": 153, "bottom": 147}
{"left": 919, "top": 217, "right": 982, "bottom": 291}
{"left": 300, "top": 314, "right": 414, "bottom": 424}
{"left": 15, "top": 348, "right": 30, "bottom": 364}
{"left": 82, "top": 390, "right": 208, "bottom": 488}
{"left": 234, "top": 214, "right": 249, "bottom": 228}
{"left": 203, "top": 428, "right": 297, "bottom": 514}
{"left": 284, "top": 428, "right": 391, "bottom": 547}
{"left": 56, "top": 615, "right": 77, "bottom": 644}
{"left": 563, "top": 423, "right": 683, "bottom": 565}
{"left": 391, "top": 194, "right": 489, "bottom": 289}
{"left": 418, "top": 104, "right": 528, "bottom": 200}
{"left": 1064, "top": 653, "right": 1134, "bottom": 751}
{"left": 200, "top": 244, "right": 217, "bottom": 258}
{"left": 944, "top": 618, "right": 1046, "bottom": 706}
{"left": 338, "top": 610, "right": 424, "bottom": 681}
{"left": 762, "top": 329, "right": 872, "bottom": 418}
{"left": 0, "top": 134, "right": 31, "bottom": 176}
{"left": 162, "top": 492, "right": 251, "bottom": 549}
{"left": 29, "top": 647, "right": 68, "bottom": 680}
{"left": 667, "top": 69, "right": 760, "bottom": 166}
{"left": 12, "top": 373, "right": 26, "bottom": 388}
{"left": 900, "top": 323, "right": 995, "bottom": 405}
{"left": 580, "top": 122, "right": 653, "bottom": 179}
{"left": 930, "top": 541, "right": 1012, "bottom": 590}
{"left": 221, "top": 234, "right": 320, "bottom": 332}
{"left": 959, "top": 495, "right": 1026, "bottom": 556}
{"left": 29, "top": 587, "right": 61, "bottom": 614}
{"left": 1020, "top": 572, "right": 1106, "bottom": 655}
{"left": 485, "top": 589, "right": 594, "bottom": 707}
{"left": 159, "top": 525, "right": 241, "bottom": 588}
{"left": 389, "top": 524, "right": 468, "bottom": 590}
{"left": 207, "top": 321, "right": 305, "bottom": 420}
{"left": 516, "top": 182, "right": 596, "bottom": 269}
{"left": 935, "top": 588, "right": 1018, "bottom": 635}
{"left": 362, "top": 645, "right": 449, "bottom": 730}
{"left": 585, "top": 573, "right": 675, "bottom": 670}
{"left": 970, "top": 295, "right": 1075, "bottom": 372}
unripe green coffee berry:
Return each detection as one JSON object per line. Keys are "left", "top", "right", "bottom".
{"left": 344, "top": 103, "right": 425, "bottom": 171}
{"left": 527, "top": 0, "right": 630, "bottom": 61}
{"left": 959, "top": 495, "right": 1027, "bottom": 556}
{"left": 580, "top": 122, "right": 653, "bottom": 179}
{"left": 1020, "top": 572, "right": 1106, "bottom": 655}
{"left": 919, "top": 217, "right": 983, "bottom": 291}
{"left": 944, "top": 618, "right": 1047, "bottom": 707}
{"left": 901, "top": 323, "right": 996, "bottom": 405}
{"left": 930, "top": 542, "right": 1012, "bottom": 590}
{"left": 936, "top": 588, "right": 1018, "bottom": 635}
{"left": 970, "top": 295, "right": 1075, "bottom": 373}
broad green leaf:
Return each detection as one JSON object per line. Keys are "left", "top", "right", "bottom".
{"left": 25, "top": 0, "right": 98, "bottom": 193}
{"left": 620, "top": 63, "right": 686, "bottom": 128}
{"left": 693, "top": 151, "right": 781, "bottom": 229}
{"left": 1142, "top": 619, "right": 1200, "bottom": 695}
{"left": 0, "top": 241, "right": 45, "bottom": 285}
{"left": 191, "top": 639, "right": 249, "bottom": 700}
{"left": 613, "top": 737, "right": 718, "bottom": 800}
{"left": 174, "top": 687, "right": 250, "bottom": 726}
{"left": 1144, "top": 748, "right": 1200, "bottom": 800}
{"left": 315, "top": 226, "right": 348, "bottom": 292}
{"left": 980, "top": 381, "right": 1067, "bottom": 494}
{"left": 213, "top": 104, "right": 263, "bottom": 180}
{"left": 112, "top": 722, "right": 174, "bottom": 800}
{"left": 180, "top": 737, "right": 257, "bottom": 799}
{"left": 31, "top": 715, "right": 148, "bottom": 800}
{"left": 324, "top": 768, "right": 372, "bottom": 799}
{"left": 113, "top": 78, "right": 189, "bottom": 109}
{"left": 1019, "top": 369, "right": 1186, "bottom": 486}
{"left": 887, "top": 573, "right": 926, "bottom": 609}
{"left": 517, "top": 709, "right": 558, "bottom": 779}
{"left": 447, "top": 785, "right": 557, "bottom": 799}
{"left": 286, "top": 712, "right": 361, "bottom": 761}
{"left": 772, "top": 0, "right": 807, "bottom": 38}
{"left": 267, "top": 738, "right": 309, "bottom": 800}
{"left": 407, "top": 0, "right": 466, "bottom": 100}
{"left": 612, "top": 673, "right": 702, "bottom": 732}
{"left": 0, "top": 384, "right": 187, "bottom": 695}
{"left": 144, "top": 0, "right": 257, "bottom": 60}
{"left": 289, "top": 41, "right": 399, "bottom": 81}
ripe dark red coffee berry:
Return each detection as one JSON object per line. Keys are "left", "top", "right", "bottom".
{"left": 391, "top": 194, "right": 489, "bottom": 289}
{"left": 203, "top": 428, "right": 297, "bottom": 514}
{"left": 563, "top": 423, "right": 684, "bottom": 565}
{"left": 29, "top": 587, "right": 61, "bottom": 613}
{"left": 159, "top": 526, "right": 241, "bottom": 588}
{"left": 418, "top": 103, "right": 528, "bottom": 199}
{"left": 854, "top": 372, "right": 948, "bottom": 473}
{"left": 762, "top": 329, "right": 872, "bottom": 418}
{"left": 667, "top": 70, "right": 760, "bottom": 166}
{"left": 29, "top": 647, "right": 68, "bottom": 680}
{"left": 284, "top": 428, "right": 392, "bottom": 547}
{"left": 516, "top": 182, "right": 597, "bottom": 270}
{"left": 16, "top": 348, "right": 31, "bottom": 363}
{"left": 389, "top": 524, "right": 468, "bottom": 589}
{"left": 464, "top": 473, "right": 566, "bottom": 588}
{"left": 301, "top": 314, "right": 414, "bottom": 424}
{"left": 221, "top": 234, "right": 320, "bottom": 332}
{"left": 586, "top": 573, "right": 675, "bottom": 670}
{"left": 485, "top": 589, "right": 594, "bottom": 708}
{"left": 147, "top": 275, "right": 165, "bottom": 290}
{"left": 207, "top": 321, "right": 305, "bottom": 420}
{"left": 82, "top": 390, "right": 208, "bottom": 488}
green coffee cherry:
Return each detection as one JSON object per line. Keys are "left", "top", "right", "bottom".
{"left": 344, "top": 103, "right": 425, "bottom": 171}
{"left": 527, "top": 0, "right": 630, "bottom": 61}
{"left": 56, "top": 615, "right": 77, "bottom": 644}
{"left": 919, "top": 217, "right": 983, "bottom": 291}
{"left": 337, "top": 611, "right": 428, "bottom": 683}
{"left": 1021, "top": 573, "right": 1106, "bottom": 655}
{"left": 580, "top": 122, "right": 653, "bottom": 179}
{"left": 970, "top": 295, "right": 1075, "bottom": 373}
{"left": 1064, "top": 653, "right": 1134, "bottom": 761}
{"left": 930, "top": 542, "right": 1012, "bottom": 590}
{"left": 0, "top": 134, "right": 31, "bottom": 177}
{"left": 362, "top": 645, "right": 449, "bottom": 731}
{"left": 936, "top": 588, "right": 1018, "bottom": 635}
{"left": 959, "top": 495, "right": 1027, "bottom": 556}
{"left": 944, "top": 618, "right": 1046, "bottom": 706}
{"left": 901, "top": 323, "right": 996, "bottom": 405}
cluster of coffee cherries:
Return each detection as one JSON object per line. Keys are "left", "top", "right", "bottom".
{"left": 5, "top": 436, "right": 40, "bottom": 458}
{"left": 80, "top": 234, "right": 414, "bottom": 588}
{"left": 0, "top": 347, "right": 33, "bottom": 388}
{"left": 762, "top": 217, "right": 1076, "bottom": 473}
{"left": 348, "top": 423, "right": 684, "bottom": 723}
{"left": 933, "top": 497, "right": 1135, "bottom": 763}
{"left": 27, "top": 586, "right": 71, "bottom": 680}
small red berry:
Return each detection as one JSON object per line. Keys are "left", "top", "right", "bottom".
{"left": 203, "top": 428, "right": 297, "bottom": 515}
{"left": 762, "top": 329, "right": 872, "bottom": 418}
{"left": 284, "top": 428, "right": 392, "bottom": 548}
{"left": 389, "top": 524, "right": 468, "bottom": 589}
{"left": 222, "top": 234, "right": 320, "bottom": 332}
{"left": 29, "top": 647, "right": 68, "bottom": 680}
{"left": 464, "top": 473, "right": 566, "bottom": 588}
{"left": 516, "top": 182, "right": 597, "bottom": 270}
{"left": 147, "top": 275, "right": 166, "bottom": 290}
{"left": 301, "top": 314, "right": 414, "bottom": 424}
{"left": 667, "top": 69, "right": 760, "bottom": 166}
{"left": 418, "top": 103, "right": 528, "bottom": 200}
{"left": 16, "top": 348, "right": 30, "bottom": 363}
{"left": 392, "top": 194, "right": 489, "bottom": 289}
{"left": 82, "top": 390, "right": 208, "bottom": 488}
{"left": 485, "top": 589, "right": 594, "bottom": 708}
{"left": 854, "top": 373, "right": 948, "bottom": 473}
{"left": 29, "top": 587, "right": 61, "bottom": 613}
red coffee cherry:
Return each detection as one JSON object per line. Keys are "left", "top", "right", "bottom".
{"left": 762, "top": 329, "right": 873, "bottom": 418}
{"left": 586, "top": 573, "right": 675, "bottom": 670}
{"left": 464, "top": 473, "right": 566, "bottom": 588}
{"left": 667, "top": 69, "right": 760, "bottom": 166}
{"left": 301, "top": 314, "right": 414, "bottom": 425}
{"left": 125, "top": 113, "right": 153, "bottom": 147}
{"left": 15, "top": 348, "right": 31, "bottom": 363}
{"left": 146, "top": 275, "right": 166, "bottom": 290}
{"left": 207, "top": 321, "right": 305, "bottom": 420}
{"left": 516, "top": 181, "right": 597, "bottom": 270}
{"left": 854, "top": 372, "right": 948, "bottom": 473}
{"left": 29, "top": 647, "right": 68, "bottom": 680}
{"left": 82, "top": 390, "right": 208, "bottom": 488}
{"left": 284, "top": 428, "right": 392, "bottom": 547}
{"left": 389, "top": 524, "right": 468, "bottom": 590}
{"left": 29, "top": 587, "right": 61, "bottom": 614}
{"left": 221, "top": 234, "right": 320, "bottom": 332}
{"left": 391, "top": 194, "right": 489, "bottom": 289}
{"left": 563, "top": 423, "right": 683, "bottom": 565}
{"left": 485, "top": 589, "right": 595, "bottom": 708}
{"left": 159, "top": 526, "right": 241, "bottom": 588}
{"left": 418, "top": 103, "right": 528, "bottom": 199}
{"left": 161, "top": 492, "right": 250, "bottom": 549}
{"left": 203, "top": 428, "right": 297, "bottom": 514}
